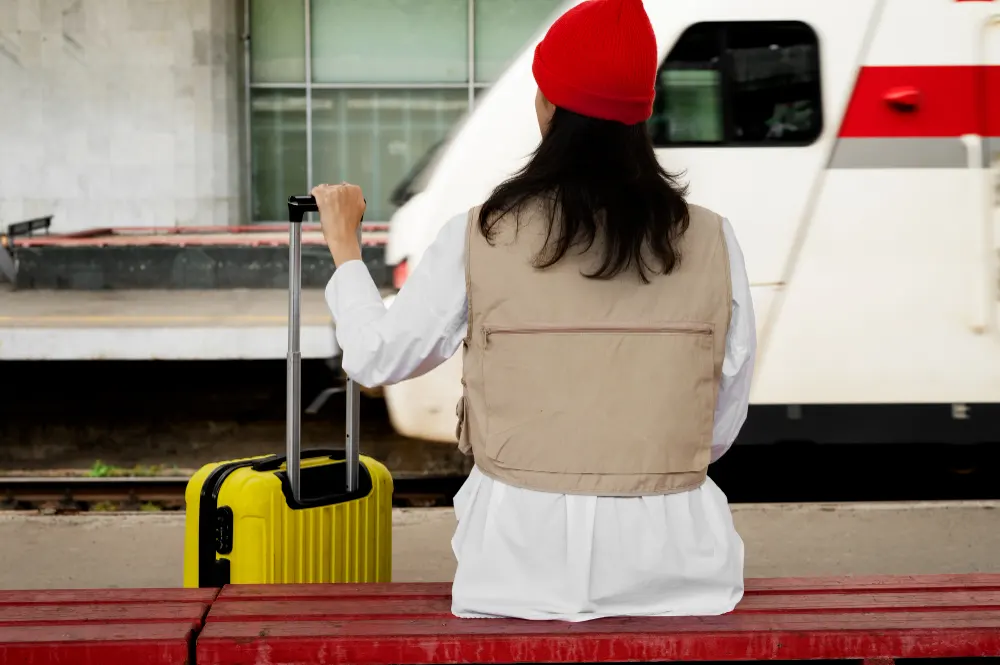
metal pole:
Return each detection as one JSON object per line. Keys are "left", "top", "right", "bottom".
{"left": 242, "top": 0, "right": 253, "bottom": 224}
{"left": 345, "top": 222, "right": 363, "bottom": 493}
{"left": 287, "top": 221, "right": 303, "bottom": 502}
{"left": 467, "top": 0, "right": 476, "bottom": 109}
{"left": 304, "top": 0, "right": 314, "bottom": 201}
{"left": 345, "top": 378, "right": 360, "bottom": 493}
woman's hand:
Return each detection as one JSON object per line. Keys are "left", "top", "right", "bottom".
{"left": 311, "top": 182, "right": 367, "bottom": 266}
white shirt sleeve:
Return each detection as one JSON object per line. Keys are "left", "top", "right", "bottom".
{"left": 324, "top": 211, "right": 470, "bottom": 388}
{"left": 710, "top": 218, "right": 757, "bottom": 463}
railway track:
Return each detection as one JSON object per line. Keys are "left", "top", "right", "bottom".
{"left": 0, "top": 475, "right": 466, "bottom": 511}
{"left": 3, "top": 441, "right": 998, "bottom": 511}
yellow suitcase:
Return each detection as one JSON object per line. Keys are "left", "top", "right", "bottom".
{"left": 182, "top": 195, "right": 393, "bottom": 588}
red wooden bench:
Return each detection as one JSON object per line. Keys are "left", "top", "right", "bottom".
{"left": 196, "top": 574, "right": 1000, "bottom": 665}
{"left": 0, "top": 587, "right": 218, "bottom": 665}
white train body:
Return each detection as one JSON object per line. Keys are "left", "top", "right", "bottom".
{"left": 382, "top": 0, "right": 1000, "bottom": 445}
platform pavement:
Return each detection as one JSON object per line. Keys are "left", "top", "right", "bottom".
{"left": 1, "top": 501, "right": 999, "bottom": 589}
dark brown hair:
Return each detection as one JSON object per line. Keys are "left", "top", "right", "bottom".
{"left": 477, "top": 106, "right": 690, "bottom": 283}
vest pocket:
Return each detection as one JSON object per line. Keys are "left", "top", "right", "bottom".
{"left": 480, "top": 323, "right": 716, "bottom": 476}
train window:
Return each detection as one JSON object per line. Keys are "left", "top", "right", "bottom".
{"left": 649, "top": 21, "right": 822, "bottom": 147}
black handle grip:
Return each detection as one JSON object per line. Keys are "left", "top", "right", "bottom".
{"left": 250, "top": 447, "right": 374, "bottom": 510}
{"left": 286, "top": 194, "right": 366, "bottom": 224}
{"left": 251, "top": 447, "right": 342, "bottom": 472}
{"left": 287, "top": 195, "right": 318, "bottom": 224}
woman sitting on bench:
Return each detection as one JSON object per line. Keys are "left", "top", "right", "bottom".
{"left": 312, "top": 0, "right": 755, "bottom": 622}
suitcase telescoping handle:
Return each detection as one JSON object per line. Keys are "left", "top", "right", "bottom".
{"left": 286, "top": 195, "right": 363, "bottom": 502}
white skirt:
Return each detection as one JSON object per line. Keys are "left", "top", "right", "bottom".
{"left": 450, "top": 466, "right": 745, "bottom": 621}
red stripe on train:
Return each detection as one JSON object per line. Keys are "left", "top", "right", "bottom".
{"left": 988, "top": 66, "right": 1000, "bottom": 135}
{"left": 838, "top": 66, "right": 1000, "bottom": 138}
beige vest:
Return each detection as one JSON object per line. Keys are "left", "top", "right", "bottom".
{"left": 456, "top": 199, "right": 732, "bottom": 496}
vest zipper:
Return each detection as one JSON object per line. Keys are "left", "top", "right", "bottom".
{"left": 482, "top": 323, "right": 712, "bottom": 347}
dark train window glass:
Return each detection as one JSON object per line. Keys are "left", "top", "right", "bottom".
{"left": 649, "top": 21, "right": 822, "bottom": 147}
{"left": 649, "top": 23, "right": 724, "bottom": 145}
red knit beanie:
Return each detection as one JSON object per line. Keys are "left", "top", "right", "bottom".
{"left": 532, "top": 0, "right": 657, "bottom": 125}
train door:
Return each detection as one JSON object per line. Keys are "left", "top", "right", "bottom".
{"left": 644, "top": 4, "right": 881, "bottom": 295}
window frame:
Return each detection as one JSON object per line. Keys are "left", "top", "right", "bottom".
{"left": 650, "top": 20, "right": 824, "bottom": 150}
{"left": 244, "top": 0, "right": 563, "bottom": 223}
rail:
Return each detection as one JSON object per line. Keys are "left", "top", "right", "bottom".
{"left": 0, "top": 215, "right": 53, "bottom": 283}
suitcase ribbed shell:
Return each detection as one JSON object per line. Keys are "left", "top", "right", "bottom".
{"left": 183, "top": 454, "right": 392, "bottom": 587}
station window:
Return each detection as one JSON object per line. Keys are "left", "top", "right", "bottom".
{"left": 248, "top": 0, "right": 562, "bottom": 223}
{"left": 649, "top": 21, "right": 823, "bottom": 147}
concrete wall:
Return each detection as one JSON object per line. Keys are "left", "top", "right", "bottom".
{"left": 0, "top": 0, "right": 245, "bottom": 233}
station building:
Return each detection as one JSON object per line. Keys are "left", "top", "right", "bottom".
{"left": 0, "top": 0, "right": 562, "bottom": 232}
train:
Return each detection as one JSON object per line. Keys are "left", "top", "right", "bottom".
{"left": 377, "top": 0, "right": 1000, "bottom": 447}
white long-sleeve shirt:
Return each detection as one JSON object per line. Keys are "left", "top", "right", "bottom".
{"left": 326, "top": 210, "right": 756, "bottom": 621}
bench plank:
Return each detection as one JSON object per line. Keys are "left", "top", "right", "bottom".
{"left": 203, "top": 609, "right": 1000, "bottom": 635}
{"left": 196, "top": 611, "right": 1000, "bottom": 665}
{"left": 198, "top": 576, "right": 1000, "bottom": 665}
{"left": 0, "top": 623, "right": 195, "bottom": 665}
{"left": 747, "top": 573, "right": 1000, "bottom": 594}
{"left": 0, "top": 588, "right": 216, "bottom": 665}
{"left": 214, "top": 573, "right": 1000, "bottom": 601}
{"left": 0, "top": 588, "right": 218, "bottom": 606}
{"left": 0, "top": 601, "right": 211, "bottom": 627}
{"left": 741, "top": 589, "right": 1000, "bottom": 613}
{"left": 206, "top": 590, "right": 1000, "bottom": 622}
{"left": 217, "top": 582, "right": 451, "bottom": 600}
